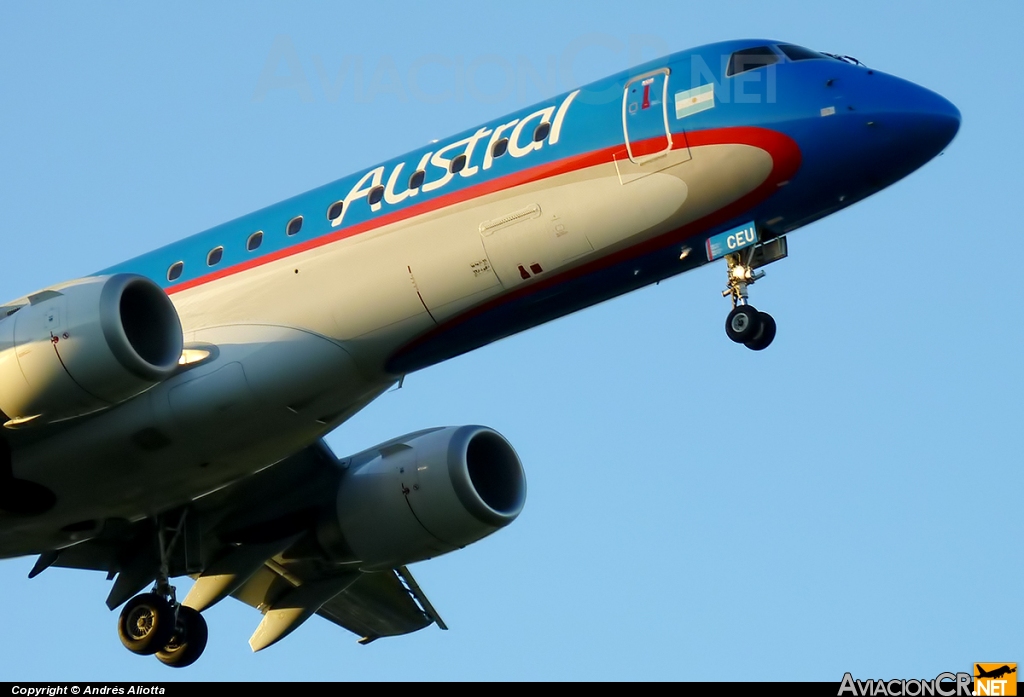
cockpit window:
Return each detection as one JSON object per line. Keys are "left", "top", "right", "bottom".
{"left": 727, "top": 46, "right": 781, "bottom": 76}
{"left": 778, "top": 44, "right": 829, "bottom": 61}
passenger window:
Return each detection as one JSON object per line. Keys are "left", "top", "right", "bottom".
{"left": 409, "top": 170, "right": 426, "bottom": 189}
{"left": 247, "top": 231, "right": 263, "bottom": 251}
{"left": 368, "top": 185, "right": 385, "bottom": 205}
{"left": 727, "top": 46, "right": 781, "bottom": 76}
{"left": 327, "top": 200, "right": 344, "bottom": 221}
{"left": 167, "top": 262, "right": 184, "bottom": 282}
{"left": 287, "top": 216, "right": 303, "bottom": 236}
{"left": 450, "top": 154, "right": 467, "bottom": 174}
{"left": 491, "top": 138, "right": 509, "bottom": 159}
{"left": 206, "top": 246, "right": 223, "bottom": 266}
{"left": 533, "top": 122, "right": 551, "bottom": 142}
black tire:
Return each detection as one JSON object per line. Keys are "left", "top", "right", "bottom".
{"left": 725, "top": 305, "right": 762, "bottom": 344}
{"left": 118, "top": 593, "right": 175, "bottom": 656}
{"left": 156, "top": 606, "right": 208, "bottom": 668}
{"left": 745, "top": 312, "right": 777, "bottom": 351}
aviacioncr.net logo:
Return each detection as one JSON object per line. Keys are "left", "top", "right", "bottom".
{"left": 839, "top": 672, "right": 973, "bottom": 696}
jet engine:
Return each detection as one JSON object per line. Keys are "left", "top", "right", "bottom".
{"left": 314, "top": 425, "right": 526, "bottom": 570}
{"left": 0, "top": 274, "right": 183, "bottom": 425}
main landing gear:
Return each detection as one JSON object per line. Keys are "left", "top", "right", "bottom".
{"left": 117, "top": 515, "right": 208, "bottom": 667}
{"left": 118, "top": 592, "right": 208, "bottom": 667}
{"left": 118, "top": 593, "right": 207, "bottom": 667}
{"left": 721, "top": 238, "right": 787, "bottom": 351}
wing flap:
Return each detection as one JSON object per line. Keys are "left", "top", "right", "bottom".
{"left": 230, "top": 559, "right": 436, "bottom": 644}
{"left": 317, "top": 567, "right": 433, "bottom": 642}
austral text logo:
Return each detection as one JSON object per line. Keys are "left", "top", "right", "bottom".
{"left": 974, "top": 664, "right": 1016, "bottom": 696}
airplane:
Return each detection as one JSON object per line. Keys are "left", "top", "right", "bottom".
{"left": 976, "top": 665, "right": 1017, "bottom": 680}
{"left": 0, "top": 38, "right": 959, "bottom": 667}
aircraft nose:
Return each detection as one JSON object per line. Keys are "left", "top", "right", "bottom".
{"left": 903, "top": 84, "right": 961, "bottom": 159}
{"left": 872, "top": 77, "right": 960, "bottom": 171}
{"left": 771, "top": 68, "right": 961, "bottom": 223}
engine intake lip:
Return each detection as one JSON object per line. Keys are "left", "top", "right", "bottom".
{"left": 100, "top": 274, "right": 184, "bottom": 380}
{"left": 448, "top": 426, "right": 526, "bottom": 527}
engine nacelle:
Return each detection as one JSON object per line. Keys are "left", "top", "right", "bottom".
{"left": 317, "top": 426, "right": 526, "bottom": 570}
{"left": 0, "top": 274, "right": 183, "bottom": 424}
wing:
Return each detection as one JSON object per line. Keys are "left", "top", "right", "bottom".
{"left": 38, "top": 438, "right": 446, "bottom": 651}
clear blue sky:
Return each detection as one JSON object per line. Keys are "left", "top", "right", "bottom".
{"left": 0, "top": 0, "right": 1020, "bottom": 682}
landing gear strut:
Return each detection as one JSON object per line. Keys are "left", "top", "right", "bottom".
{"left": 117, "top": 513, "right": 208, "bottom": 667}
{"left": 722, "top": 241, "right": 783, "bottom": 351}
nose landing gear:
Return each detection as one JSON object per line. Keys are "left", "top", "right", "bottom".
{"left": 721, "top": 236, "right": 787, "bottom": 351}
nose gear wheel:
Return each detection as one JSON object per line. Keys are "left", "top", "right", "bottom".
{"left": 745, "top": 311, "right": 776, "bottom": 351}
{"left": 725, "top": 305, "right": 762, "bottom": 343}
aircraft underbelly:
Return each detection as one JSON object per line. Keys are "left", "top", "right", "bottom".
{"left": 0, "top": 323, "right": 390, "bottom": 557}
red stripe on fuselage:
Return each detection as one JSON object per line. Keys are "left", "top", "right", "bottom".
{"left": 165, "top": 127, "right": 797, "bottom": 298}
{"left": 168, "top": 142, "right": 628, "bottom": 295}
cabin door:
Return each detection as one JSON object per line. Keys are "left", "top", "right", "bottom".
{"left": 622, "top": 69, "right": 673, "bottom": 165}
{"left": 615, "top": 67, "right": 690, "bottom": 184}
